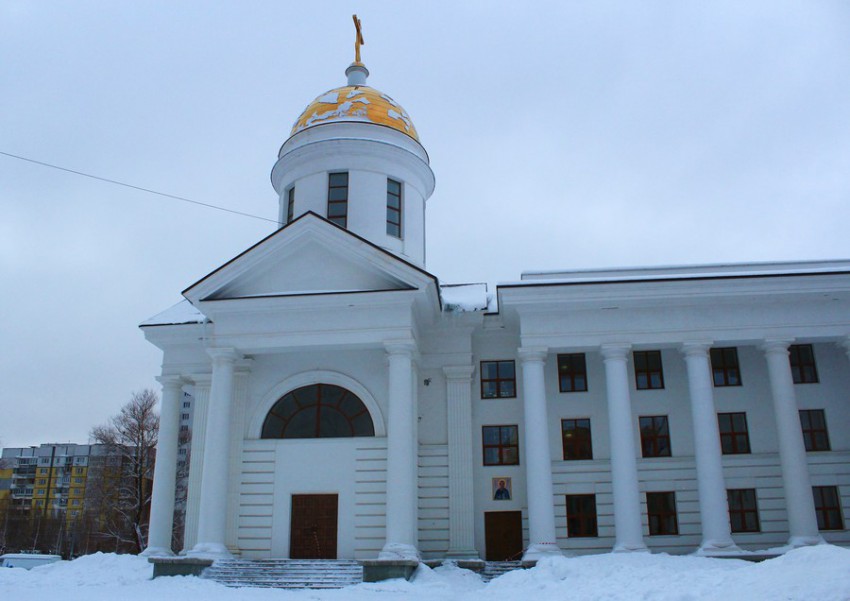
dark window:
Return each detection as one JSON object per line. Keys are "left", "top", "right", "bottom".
{"left": 647, "top": 491, "right": 678, "bottom": 535}
{"left": 181, "top": 413, "right": 190, "bottom": 420}
{"left": 327, "top": 172, "right": 349, "bottom": 228}
{"left": 261, "top": 383, "right": 375, "bottom": 439}
{"left": 480, "top": 361, "right": 516, "bottom": 399}
{"left": 566, "top": 494, "right": 598, "bottom": 537}
{"left": 557, "top": 353, "right": 588, "bottom": 392}
{"left": 718, "top": 412, "right": 751, "bottom": 455}
{"left": 483, "top": 425, "right": 519, "bottom": 465}
{"left": 180, "top": 425, "right": 188, "bottom": 432}
{"left": 711, "top": 347, "right": 742, "bottom": 387}
{"left": 639, "top": 415, "right": 671, "bottom": 457}
{"left": 287, "top": 187, "right": 295, "bottom": 224}
{"left": 183, "top": 401, "right": 190, "bottom": 408}
{"left": 790, "top": 344, "right": 819, "bottom": 384}
{"left": 561, "top": 419, "right": 593, "bottom": 460}
{"left": 386, "top": 178, "right": 402, "bottom": 238}
{"left": 813, "top": 486, "right": 844, "bottom": 530}
{"left": 727, "top": 489, "right": 760, "bottom": 532}
{"left": 799, "top": 409, "right": 830, "bottom": 451}
{"left": 634, "top": 350, "right": 664, "bottom": 390}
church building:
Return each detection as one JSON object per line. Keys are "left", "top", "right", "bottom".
{"left": 140, "top": 33, "right": 850, "bottom": 566}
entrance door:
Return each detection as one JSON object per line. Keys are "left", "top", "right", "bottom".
{"left": 290, "top": 494, "right": 338, "bottom": 559}
{"left": 484, "top": 511, "right": 523, "bottom": 561}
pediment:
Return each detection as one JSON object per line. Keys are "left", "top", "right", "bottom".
{"left": 183, "top": 213, "right": 433, "bottom": 303}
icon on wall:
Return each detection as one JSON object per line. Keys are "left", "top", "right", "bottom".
{"left": 492, "top": 477, "right": 512, "bottom": 501}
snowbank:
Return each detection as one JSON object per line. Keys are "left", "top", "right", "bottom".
{"left": 1, "top": 546, "right": 849, "bottom": 601}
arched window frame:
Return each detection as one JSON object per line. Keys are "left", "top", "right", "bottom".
{"left": 249, "top": 370, "right": 386, "bottom": 439}
{"left": 261, "top": 383, "right": 374, "bottom": 439}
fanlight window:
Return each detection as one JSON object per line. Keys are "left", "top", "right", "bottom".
{"left": 261, "top": 384, "right": 375, "bottom": 439}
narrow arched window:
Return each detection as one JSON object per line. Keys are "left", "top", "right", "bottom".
{"left": 261, "top": 384, "right": 375, "bottom": 439}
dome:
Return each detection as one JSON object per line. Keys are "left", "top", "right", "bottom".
{"left": 290, "top": 84, "right": 419, "bottom": 142}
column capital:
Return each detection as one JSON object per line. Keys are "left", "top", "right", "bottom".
{"left": 761, "top": 338, "right": 794, "bottom": 354}
{"left": 680, "top": 341, "right": 713, "bottom": 358}
{"left": 156, "top": 374, "right": 185, "bottom": 388}
{"left": 206, "top": 347, "right": 241, "bottom": 363}
{"left": 517, "top": 346, "right": 548, "bottom": 363}
{"left": 443, "top": 365, "right": 475, "bottom": 381}
{"left": 600, "top": 343, "right": 631, "bottom": 360}
{"left": 187, "top": 372, "right": 212, "bottom": 386}
{"left": 384, "top": 339, "right": 416, "bottom": 357}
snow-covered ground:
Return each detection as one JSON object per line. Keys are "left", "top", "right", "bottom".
{"left": 2, "top": 546, "right": 849, "bottom": 601}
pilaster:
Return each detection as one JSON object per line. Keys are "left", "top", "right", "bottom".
{"left": 443, "top": 365, "right": 478, "bottom": 559}
{"left": 182, "top": 374, "right": 211, "bottom": 553}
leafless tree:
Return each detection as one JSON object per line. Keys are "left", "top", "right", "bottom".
{"left": 89, "top": 389, "right": 159, "bottom": 553}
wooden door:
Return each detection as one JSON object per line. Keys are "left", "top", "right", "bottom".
{"left": 290, "top": 494, "right": 338, "bottom": 559}
{"left": 484, "top": 511, "right": 523, "bottom": 561}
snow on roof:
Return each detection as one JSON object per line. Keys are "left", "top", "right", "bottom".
{"left": 440, "top": 283, "right": 495, "bottom": 313}
{"left": 140, "top": 300, "right": 208, "bottom": 327}
{"left": 517, "top": 259, "right": 850, "bottom": 286}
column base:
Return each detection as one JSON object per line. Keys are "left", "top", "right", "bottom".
{"left": 378, "top": 542, "right": 420, "bottom": 561}
{"left": 612, "top": 541, "right": 649, "bottom": 553}
{"left": 787, "top": 534, "right": 825, "bottom": 548}
{"left": 187, "top": 542, "right": 233, "bottom": 559}
{"left": 361, "top": 559, "right": 420, "bottom": 582}
{"left": 140, "top": 546, "right": 175, "bottom": 558}
{"left": 444, "top": 549, "right": 481, "bottom": 560}
{"left": 695, "top": 540, "right": 742, "bottom": 556}
{"left": 522, "top": 542, "right": 562, "bottom": 561}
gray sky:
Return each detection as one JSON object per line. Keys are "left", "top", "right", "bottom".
{"left": 1, "top": 1, "right": 849, "bottom": 449}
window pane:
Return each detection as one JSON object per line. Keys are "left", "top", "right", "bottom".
{"left": 329, "top": 172, "right": 348, "bottom": 186}
{"left": 387, "top": 194, "right": 400, "bottom": 209}
{"left": 328, "top": 202, "right": 347, "bottom": 216}
{"left": 501, "top": 427, "right": 518, "bottom": 445}
{"left": 499, "top": 381, "right": 516, "bottom": 398}
{"left": 501, "top": 447, "right": 518, "bottom": 464}
{"left": 328, "top": 187, "right": 348, "bottom": 201}
{"left": 484, "top": 448, "right": 500, "bottom": 465}
{"left": 319, "top": 409, "right": 351, "bottom": 437}
{"left": 483, "top": 427, "right": 500, "bottom": 445}
{"left": 499, "top": 361, "right": 515, "bottom": 378}
{"left": 285, "top": 409, "right": 317, "bottom": 438}
{"left": 482, "top": 362, "right": 498, "bottom": 380}
{"left": 387, "top": 179, "right": 401, "bottom": 194}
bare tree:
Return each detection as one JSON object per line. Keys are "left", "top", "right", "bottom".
{"left": 89, "top": 389, "right": 159, "bottom": 553}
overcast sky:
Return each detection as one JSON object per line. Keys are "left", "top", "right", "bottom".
{"left": 1, "top": 1, "right": 849, "bottom": 449}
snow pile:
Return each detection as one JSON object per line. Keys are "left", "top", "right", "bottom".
{"left": 441, "top": 283, "right": 491, "bottom": 312}
{"left": 1, "top": 546, "right": 849, "bottom": 601}
{"left": 140, "top": 299, "right": 208, "bottom": 326}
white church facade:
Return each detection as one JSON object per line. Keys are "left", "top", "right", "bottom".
{"left": 140, "top": 50, "right": 850, "bottom": 565}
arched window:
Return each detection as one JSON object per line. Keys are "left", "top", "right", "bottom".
{"left": 261, "top": 383, "right": 375, "bottom": 439}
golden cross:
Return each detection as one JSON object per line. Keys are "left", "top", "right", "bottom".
{"left": 352, "top": 14, "right": 365, "bottom": 64}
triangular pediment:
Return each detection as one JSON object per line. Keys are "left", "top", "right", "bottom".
{"left": 183, "top": 213, "right": 435, "bottom": 304}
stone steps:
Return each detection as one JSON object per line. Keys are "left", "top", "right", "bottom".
{"left": 480, "top": 560, "right": 524, "bottom": 582}
{"left": 202, "top": 559, "right": 363, "bottom": 589}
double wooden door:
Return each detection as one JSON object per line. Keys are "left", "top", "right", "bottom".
{"left": 484, "top": 511, "right": 523, "bottom": 561}
{"left": 290, "top": 494, "right": 338, "bottom": 559}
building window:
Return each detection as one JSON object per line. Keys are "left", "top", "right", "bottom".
{"left": 561, "top": 419, "right": 593, "bottom": 460}
{"left": 286, "top": 186, "right": 295, "bottom": 224}
{"left": 71, "top": 499, "right": 80, "bottom": 507}
{"left": 181, "top": 413, "right": 190, "bottom": 420}
{"left": 74, "top": 467, "right": 83, "bottom": 474}
{"left": 646, "top": 492, "right": 678, "bottom": 535}
{"left": 386, "top": 178, "right": 402, "bottom": 238}
{"left": 73, "top": 477, "right": 83, "bottom": 484}
{"left": 639, "top": 415, "right": 671, "bottom": 457}
{"left": 718, "top": 412, "right": 751, "bottom": 454}
{"left": 813, "top": 486, "right": 844, "bottom": 530}
{"left": 183, "top": 401, "right": 190, "bottom": 408}
{"left": 327, "top": 172, "right": 349, "bottom": 228}
{"left": 727, "top": 489, "right": 760, "bottom": 532}
{"left": 480, "top": 360, "right": 517, "bottom": 399}
{"left": 634, "top": 350, "right": 664, "bottom": 390}
{"left": 557, "top": 353, "right": 588, "bottom": 392}
{"left": 799, "top": 409, "right": 830, "bottom": 452}
{"left": 36, "top": 489, "right": 45, "bottom": 495}
{"left": 37, "top": 479, "right": 46, "bottom": 485}
{"left": 711, "top": 347, "right": 742, "bottom": 387}
{"left": 789, "top": 344, "right": 818, "bottom": 384}
{"left": 261, "top": 383, "right": 375, "bottom": 439}
{"left": 482, "top": 425, "right": 519, "bottom": 466}
{"left": 566, "top": 494, "right": 598, "bottom": 537}
{"left": 180, "top": 425, "right": 189, "bottom": 432}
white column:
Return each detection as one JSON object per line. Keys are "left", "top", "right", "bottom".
{"left": 600, "top": 344, "right": 648, "bottom": 552}
{"left": 380, "top": 341, "right": 419, "bottom": 560}
{"left": 762, "top": 339, "right": 823, "bottom": 547}
{"left": 840, "top": 337, "right": 850, "bottom": 363}
{"left": 681, "top": 342, "right": 740, "bottom": 555}
{"left": 444, "top": 365, "right": 478, "bottom": 559}
{"left": 182, "top": 376, "right": 210, "bottom": 552}
{"left": 191, "top": 348, "right": 239, "bottom": 557}
{"left": 141, "top": 375, "right": 183, "bottom": 556}
{"left": 518, "top": 347, "right": 561, "bottom": 560}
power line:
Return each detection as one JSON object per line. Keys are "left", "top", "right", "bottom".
{"left": 0, "top": 150, "right": 279, "bottom": 224}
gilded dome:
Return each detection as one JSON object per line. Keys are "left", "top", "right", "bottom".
{"left": 290, "top": 84, "right": 419, "bottom": 142}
